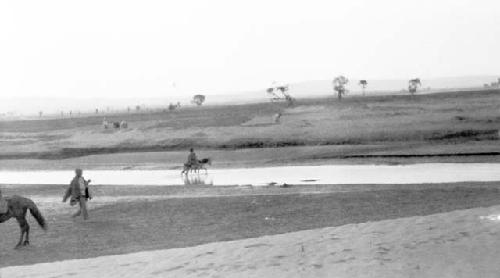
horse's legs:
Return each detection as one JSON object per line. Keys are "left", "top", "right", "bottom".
{"left": 15, "top": 217, "right": 28, "bottom": 248}
{"left": 23, "top": 222, "right": 30, "bottom": 245}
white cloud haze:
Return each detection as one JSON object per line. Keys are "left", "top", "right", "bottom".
{"left": 1, "top": 0, "right": 499, "bottom": 98}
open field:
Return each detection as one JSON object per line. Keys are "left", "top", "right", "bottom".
{"left": 1, "top": 182, "right": 500, "bottom": 268}
{"left": 1, "top": 89, "right": 500, "bottom": 167}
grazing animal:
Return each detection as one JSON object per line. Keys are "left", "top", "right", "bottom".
{"left": 273, "top": 113, "right": 282, "bottom": 123}
{"left": 120, "top": 120, "right": 128, "bottom": 129}
{"left": 0, "top": 195, "right": 47, "bottom": 248}
{"left": 102, "top": 118, "right": 109, "bottom": 129}
{"left": 112, "top": 122, "right": 121, "bottom": 128}
{"left": 181, "top": 158, "right": 212, "bottom": 174}
{"left": 408, "top": 78, "right": 421, "bottom": 95}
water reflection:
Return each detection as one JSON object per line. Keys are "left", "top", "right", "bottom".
{"left": 183, "top": 174, "right": 213, "bottom": 186}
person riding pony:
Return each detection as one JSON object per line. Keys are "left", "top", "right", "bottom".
{"left": 187, "top": 148, "right": 199, "bottom": 168}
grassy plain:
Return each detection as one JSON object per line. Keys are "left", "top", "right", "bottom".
{"left": 1, "top": 89, "right": 500, "bottom": 168}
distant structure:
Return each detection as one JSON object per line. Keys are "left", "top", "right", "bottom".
{"left": 38, "top": 111, "right": 43, "bottom": 118}
{"left": 408, "top": 78, "right": 421, "bottom": 95}
{"left": 358, "top": 80, "right": 368, "bottom": 96}
{"left": 333, "top": 75, "right": 349, "bottom": 100}
{"left": 192, "top": 95, "right": 206, "bottom": 106}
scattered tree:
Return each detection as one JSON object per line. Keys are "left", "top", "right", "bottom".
{"left": 192, "top": 95, "right": 206, "bottom": 106}
{"left": 358, "top": 80, "right": 368, "bottom": 96}
{"left": 333, "top": 75, "right": 349, "bottom": 100}
{"left": 408, "top": 78, "right": 421, "bottom": 95}
{"left": 266, "top": 83, "right": 295, "bottom": 106}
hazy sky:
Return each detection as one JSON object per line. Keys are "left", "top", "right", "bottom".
{"left": 1, "top": 0, "right": 499, "bottom": 98}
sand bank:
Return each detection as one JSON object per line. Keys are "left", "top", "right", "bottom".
{"left": 3, "top": 205, "right": 500, "bottom": 277}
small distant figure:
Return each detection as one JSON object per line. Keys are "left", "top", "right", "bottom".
{"left": 187, "top": 148, "right": 198, "bottom": 167}
{"left": 0, "top": 189, "right": 8, "bottom": 214}
{"left": 63, "top": 168, "right": 92, "bottom": 220}
{"left": 102, "top": 118, "right": 109, "bottom": 129}
{"left": 112, "top": 121, "right": 121, "bottom": 128}
{"left": 273, "top": 113, "right": 282, "bottom": 123}
{"left": 120, "top": 120, "right": 128, "bottom": 129}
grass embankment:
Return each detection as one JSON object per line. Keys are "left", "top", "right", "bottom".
{"left": 1, "top": 89, "right": 500, "bottom": 162}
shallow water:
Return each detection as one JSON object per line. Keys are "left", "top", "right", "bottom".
{"left": 2, "top": 163, "right": 500, "bottom": 186}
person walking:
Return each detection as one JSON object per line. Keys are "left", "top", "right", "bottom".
{"left": 63, "top": 168, "right": 91, "bottom": 220}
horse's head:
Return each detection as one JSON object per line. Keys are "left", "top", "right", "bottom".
{"left": 202, "top": 158, "right": 212, "bottom": 165}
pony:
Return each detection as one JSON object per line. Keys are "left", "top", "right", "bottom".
{"left": 0, "top": 195, "right": 47, "bottom": 248}
{"left": 181, "top": 158, "right": 212, "bottom": 174}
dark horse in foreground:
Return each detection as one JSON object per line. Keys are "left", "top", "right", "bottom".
{"left": 181, "top": 158, "right": 212, "bottom": 174}
{"left": 0, "top": 196, "right": 47, "bottom": 248}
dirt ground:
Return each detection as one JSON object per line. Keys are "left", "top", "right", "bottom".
{"left": 1, "top": 182, "right": 500, "bottom": 268}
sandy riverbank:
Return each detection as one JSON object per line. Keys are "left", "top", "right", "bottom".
{"left": 1, "top": 182, "right": 500, "bottom": 269}
{"left": 3, "top": 203, "right": 500, "bottom": 277}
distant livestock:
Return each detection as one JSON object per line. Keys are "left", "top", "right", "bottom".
{"left": 102, "top": 118, "right": 128, "bottom": 129}
{"left": 273, "top": 113, "right": 282, "bottom": 123}
{"left": 102, "top": 118, "right": 109, "bottom": 129}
